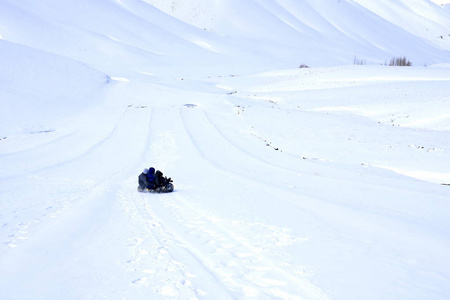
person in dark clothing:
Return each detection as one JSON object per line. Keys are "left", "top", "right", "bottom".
{"left": 137, "top": 168, "right": 150, "bottom": 192}
{"left": 155, "top": 170, "right": 169, "bottom": 187}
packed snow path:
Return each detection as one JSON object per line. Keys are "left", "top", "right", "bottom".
{"left": 0, "top": 81, "right": 329, "bottom": 299}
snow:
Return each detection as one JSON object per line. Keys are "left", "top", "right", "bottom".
{"left": 1, "top": 0, "right": 450, "bottom": 299}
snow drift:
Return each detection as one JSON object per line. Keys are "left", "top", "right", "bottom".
{"left": 0, "top": 39, "right": 109, "bottom": 136}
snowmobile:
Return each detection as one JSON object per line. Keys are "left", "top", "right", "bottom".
{"left": 137, "top": 182, "right": 174, "bottom": 193}
{"left": 137, "top": 172, "right": 174, "bottom": 193}
{"left": 150, "top": 182, "right": 174, "bottom": 193}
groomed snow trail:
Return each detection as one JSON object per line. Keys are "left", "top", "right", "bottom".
{"left": 0, "top": 79, "right": 331, "bottom": 299}
{"left": 0, "top": 82, "right": 160, "bottom": 298}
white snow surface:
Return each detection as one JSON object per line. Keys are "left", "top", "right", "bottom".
{"left": 1, "top": 0, "right": 450, "bottom": 299}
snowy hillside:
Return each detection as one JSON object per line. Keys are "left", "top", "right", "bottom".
{"left": 1, "top": 0, "right": 450, "bottom": 299}
{"left": 2, "top": 0, "right": 450, "bottom": 76}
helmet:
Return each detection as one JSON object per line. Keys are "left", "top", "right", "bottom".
{"left": 143, "top": 168, "right": 149, "bottom": 174}
{"left": 149, "top": 167, "right": 155, "bottom": 174}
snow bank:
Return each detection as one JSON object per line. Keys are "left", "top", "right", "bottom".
{"left": 0, "top": 40, "right": 110, "bottom": 136}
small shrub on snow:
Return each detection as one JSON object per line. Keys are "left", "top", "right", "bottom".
{"left": 387, "top": 56, "right": 412, "bottom": 66}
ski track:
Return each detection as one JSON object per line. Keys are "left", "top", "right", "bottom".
{"left": 119, "top": 190, "right": 202, "bottom": 299}
{"left": 152, "top": 193, "right": 327, "bottom": 300}
{"left": 117, "top": 105, "right": 329, "bottom": 299}
{"left": 178, "top": 106, "right": 395, "bottom": 194}
{"left": 178, "top": 107, "right": 284, "bottom": 187}
{"left": 0, "top": 104, "right": 141, "bottom": 180}
{"left": 121, "top": 104, "right": 449, "bottom": 299}
{"left": 0, "top": 103, "right": 151, "bottom": 254}
{"left": 126, "top": 189, "right": 327, "bottom": 300}
{"left": 201, "top": 107, "right": 312, "bottom": 177}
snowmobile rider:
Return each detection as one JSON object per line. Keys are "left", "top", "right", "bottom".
{"left": 146, "top": 167, "right": 157, "bottom": 189}
{"left": 155, "top": 169, "right": 172, "bottom": 187}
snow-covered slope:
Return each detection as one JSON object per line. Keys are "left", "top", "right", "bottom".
{"left": 146, "top": 0, "right": 450, "bottom": 65}
{"left": 2, "top": 0, "right": 450, "bottom": 75}
{"left": 0, "top": 39, "right": 110, "bottom": 136}
{"left": 1, "top": 0, "right": 450, "bottom": 299}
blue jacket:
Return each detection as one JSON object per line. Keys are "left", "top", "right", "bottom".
{"left": 146, "top": 167, "right": 156, "bottom": 189}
